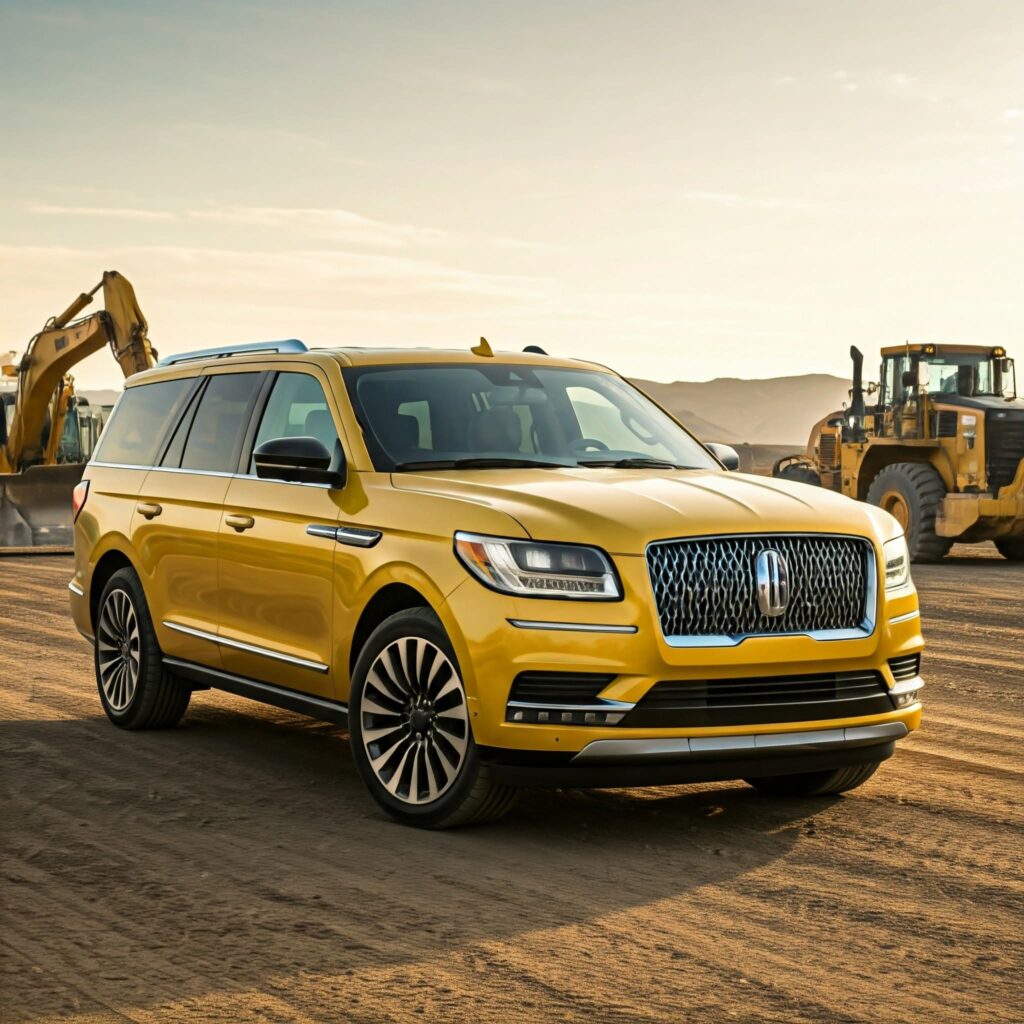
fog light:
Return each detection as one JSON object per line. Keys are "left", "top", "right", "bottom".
{"left": 892, "top": 689, "right": 920, "bottom": 709}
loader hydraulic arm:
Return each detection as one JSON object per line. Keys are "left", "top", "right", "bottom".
{"left": 0, "top": 271, "right": 156, "bottom": 473}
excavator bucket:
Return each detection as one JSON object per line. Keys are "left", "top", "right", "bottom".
{"left": 0, "top": 463, "right": 84, "bottom": 551}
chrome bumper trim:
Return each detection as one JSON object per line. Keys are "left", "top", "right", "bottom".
{"left": 162, "top": 620, "right": 329, "bottom": 674}
{"left": 507, "top": 699, "right": 635, "bottom": 713}
{"left": 888, "top": 609, "right": 920, "bottom": 625}
{"left": 507, "top": 619, "right": 638, "bottom": 634}
{"left": 68, "top": 580, "right": 85, "bottom": 596}
{"left": 571, "top": 721, "right": 908, "bottom": 763}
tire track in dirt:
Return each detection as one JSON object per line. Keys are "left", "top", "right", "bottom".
{"left": 2, "top": 553, "right": 1022, "bottom": 1023}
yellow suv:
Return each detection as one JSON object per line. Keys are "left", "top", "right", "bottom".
{"left": 69, "top": 340, "right": 924, "bottom": 827}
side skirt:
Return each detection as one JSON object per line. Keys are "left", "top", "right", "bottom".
{"left": 163, "top": 656, "right": 349, "bottom": 725}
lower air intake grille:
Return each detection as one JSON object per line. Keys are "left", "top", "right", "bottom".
{"left": 508, "top": 672, "right": 615, "bottom": 705}
{"left": 986, "top": 410, "right": 1024, "bottom": 491}
{"left": 646, "top": 534, "right": 873, "bottom": 642}
{"left": 888, "top": 653, "right": 921, "bottom": 681}
{"left": 621, "top": 670, "right": 891, "bottom": 728}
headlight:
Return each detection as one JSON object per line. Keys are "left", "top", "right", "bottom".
{"left": 454, "top": 532, "right": 621, "bottom": 599}
{"left": 883, "top": 535, "right": 911, "bottom": 590}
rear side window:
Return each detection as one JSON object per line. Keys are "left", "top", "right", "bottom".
{"left": 94, "top": 378, "right": 194, "bottom": 467}
{"left": 180, "top": 373, "right": 262, "bottom": 473}
{"left": 248, "top": 372, "right": 339, "bottom": 472}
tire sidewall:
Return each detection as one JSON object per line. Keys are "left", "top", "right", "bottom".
{"left": 94, "top": 567, "right": 162, "bottom": 728}
{"left": 349, "top": 608, "right": 482, "bottom": 827}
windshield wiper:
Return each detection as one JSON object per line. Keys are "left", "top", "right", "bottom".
{"left": 576, "top": 457, "right": 682, "bottom": 469}
{"left": 394, "top": 457, "right": 568, "bottom": 471}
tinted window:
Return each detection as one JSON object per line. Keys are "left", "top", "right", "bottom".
{"left": 343, "top": 364, "right": 717, "bottom": 472}
{"left": 180, "top": 373, "right": 261, "bottom": 473}
{"left": 94, "top": 378, "right": 194, "bottom": 467}
{"left": 249, "top": 373, "right": 340, "bottom": 473}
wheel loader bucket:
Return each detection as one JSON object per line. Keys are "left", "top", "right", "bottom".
{"left": 0, "top": 463, "right": 85, "bottom": 551}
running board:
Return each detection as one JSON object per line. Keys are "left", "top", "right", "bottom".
{"left": 163, "top": 656, "right": 349, "bottom": 725}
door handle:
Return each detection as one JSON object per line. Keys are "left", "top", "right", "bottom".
{"left": 137, "top": 502, "right": 162, "bottom": 520}
{"left": 225, "top": 513, "right": 255, "bottom": 532}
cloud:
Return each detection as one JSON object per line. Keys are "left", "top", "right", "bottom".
{"left": 185, "top": 205, "right": 452, "bottom": 247}
{"left": 28, "top": 204, "right": 175, "bottom": 221}
{"left": 26, "top": 201, "right": 452, "bottom": 248}
{"left": 680, "top": 191, "right": 826, "bottom": 213}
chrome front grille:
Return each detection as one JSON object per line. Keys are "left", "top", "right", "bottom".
{"left": 646, "top": 534, "right": 874, "bottom": 646}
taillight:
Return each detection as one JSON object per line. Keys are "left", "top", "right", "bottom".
{"left": 72, "top": 479, "right": 90, "bottom": 521}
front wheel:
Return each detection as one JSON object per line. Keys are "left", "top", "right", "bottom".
{"left": 745, "top": 760, "right": 881, "bottom": 797}
{"left": 866, "top": 462, "right": 952, "bottom": 563}
{"left": 95, "top": 567, "right": 190, "bottom": 729}
{"left": 349, "top": 608, "right": 518, "bottom": 828}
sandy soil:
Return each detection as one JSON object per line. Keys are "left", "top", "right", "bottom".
{"left": 1, "top": 551, "right": 1021, "bottom": 1023}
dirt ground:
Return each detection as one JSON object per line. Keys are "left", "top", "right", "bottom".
{"left": 1, "top": 551, "right": 1021, "bottom": 1024}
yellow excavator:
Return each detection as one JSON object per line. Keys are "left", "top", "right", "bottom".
{"left": 0, "top": 271, "right": 156, "bottom": 549}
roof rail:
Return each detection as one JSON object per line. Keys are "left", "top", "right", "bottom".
{"left": 157, "top": 339, "right": 308, "bottom": 366}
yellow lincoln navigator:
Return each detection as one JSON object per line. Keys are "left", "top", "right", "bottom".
{"left": 69, "top": 339, "right": 924, "bottom": 828}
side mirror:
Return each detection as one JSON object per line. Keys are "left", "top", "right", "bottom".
{"left": 706, "top": 442, "right": 740, "bottom": 471}
{"left": 253, "top": 436, "right": 346, "bottom": 488}
{"left": 901, "top": 370, "right": 916, "bottom": 389}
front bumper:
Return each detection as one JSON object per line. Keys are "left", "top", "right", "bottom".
{"left": 438, "top": 557, "right": 925, "bottom": 763}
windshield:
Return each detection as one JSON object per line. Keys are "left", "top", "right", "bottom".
{"left": 921, "top": 354, "right": 1013, "bottom": 398}
{"left": 342, "top": 363, "right": 719, "bottom": 472}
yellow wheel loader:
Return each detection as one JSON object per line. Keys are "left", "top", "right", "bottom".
{"left": 774, "top": 344, "right": 1024, "bottom": 562}
{"left": 0, "top": 271, "right": 156, "bottom": 549}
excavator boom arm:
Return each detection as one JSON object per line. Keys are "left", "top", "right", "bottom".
{"left": 0, "top": 271, "right": 155, "bottom": 473}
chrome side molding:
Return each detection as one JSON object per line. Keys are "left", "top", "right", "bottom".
{"left": 572, "top": 721, "right": 909, "bottom": 763}
{"left": 162, "top": 620, "right": 329, "bottom": 673}
{"left": 68, "top": 580, "right": 85, "bottom": 596}
{"left": 507, "top": 619, "right": 638, "bottom": 634}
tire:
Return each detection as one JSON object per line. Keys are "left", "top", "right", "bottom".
{"left": 775, "top": 464, "right": 822, "bottom": 486}
{"left": 866, "top": 462, "right": 952, "bottom": 563}
{"left": 349, "top": 607, "right": 518, "bottom": 829}
{"left": 94, "top": 567, "right": 190, "bottom": 729}
{"left": 994, "top": 536, "right": 1024, "bottom": 561}
{"left": 745, "top": 760, "right": 881, "bottom": 797}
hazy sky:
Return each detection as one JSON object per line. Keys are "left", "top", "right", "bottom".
{"left": 1, "top": 0, "right": 1021, "bottom": 389}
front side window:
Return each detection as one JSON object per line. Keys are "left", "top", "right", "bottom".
{"left": 248, "top": 372, "right": 340, "bottom": 472}
{"left": 921, "top": 354, "right": 998, "bottom": 398}
{"left": 179, "top": 372, "right": 262, "bottom": 473}
{"left": 94, "top": 377, "right": 194, "bottom": 467}
{"left": 343, "top": 363, "right": 718, "bottom": 471}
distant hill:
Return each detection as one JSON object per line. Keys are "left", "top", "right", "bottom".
{"left": 631, "top": 373, "right": 851, "bottom": 447}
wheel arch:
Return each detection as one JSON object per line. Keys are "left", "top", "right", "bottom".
{"left": 854, "top": 446, "right": 953, "bottom": 500}
{"left": 88, "top": 544, "right": 138, "bottom": 632}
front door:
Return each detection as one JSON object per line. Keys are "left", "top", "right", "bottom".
{"left": 216, "top": 369, "right": 345, "bottom": 699}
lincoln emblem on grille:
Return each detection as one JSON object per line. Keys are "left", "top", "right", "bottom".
{"left": 754, "top": 549, "right": 790, "bottom": 617}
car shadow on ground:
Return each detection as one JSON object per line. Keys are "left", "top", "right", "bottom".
{"left": 3, "top": 701, "right": 844, "bottom": 1017}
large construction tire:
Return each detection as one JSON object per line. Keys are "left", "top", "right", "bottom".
{"left": 866, "top": 463, "right": 952, "bottom": 563}
{"left": 994, "top": 537, "right": 1024, "bottom": 561}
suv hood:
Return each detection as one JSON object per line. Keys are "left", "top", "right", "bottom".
{"left": 392, "top": 467, "right": 887, "bottom": 554}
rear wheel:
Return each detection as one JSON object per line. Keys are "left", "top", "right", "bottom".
{"left": 349, "top": 608, "right": 518, "bottom": 828}
{"left": 95, "top": 568, "right": 190, "bottom": 729}
{"left": 995, "top": 536, "right": 1024, "bottom": 561}
{"left": 866, "top": 463, "right": 952, "bottom": 563}
{"left": 745, "top": 761, "right": 880, "bottom": 797}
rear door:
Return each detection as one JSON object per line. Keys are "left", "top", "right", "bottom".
{"left": 135, "top": 370, "right": 266, "bottom": 667}
{"left": 216, "top": 369, "right": 345, "bottom": 699}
